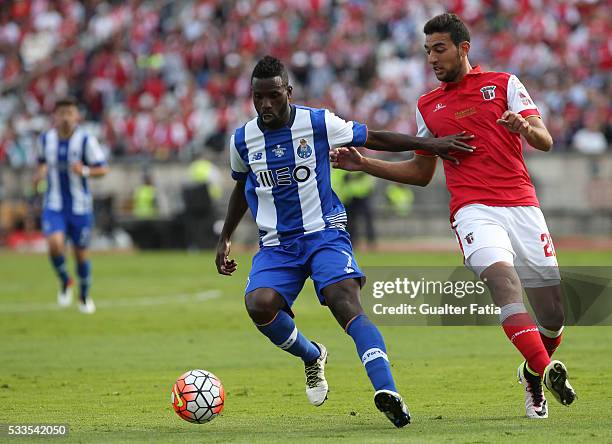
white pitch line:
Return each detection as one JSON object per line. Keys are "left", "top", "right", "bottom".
{"left": 0, "top": 290, "right": 221, "bottom": 313}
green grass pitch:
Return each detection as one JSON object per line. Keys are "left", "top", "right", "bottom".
{"left": 1, "top": 250, "right": 611, "bottom": 443}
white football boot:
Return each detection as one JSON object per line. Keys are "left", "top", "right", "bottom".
{"left": 374, "top": 389, "right": 411, "bottom": 428}
{"left": 543, "top": 360, "right": 576, "bottom": 406}
{"left": 517, "top": 361, "right": 548, "bottom": 418}
{"left": 304, "top": 342, "right": 328, "bottom": 406}
{"left": 78, "top": 298, "right": 96, "bottom": 314}
{"left": 57, "top": 279, "right": 73, "bottom": 307}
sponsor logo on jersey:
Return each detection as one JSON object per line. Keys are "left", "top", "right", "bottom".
{"left": 433, "top": 103, "right": 446, "bottom": 112}
{"left": 480, "top": 85, "right": 496, "bottom": 100}
{"left": 251, "top": 152, "right": 263, "bottom": 161}
{"left": 297, "top": 139, "right": 313, "bottom": 159}
{"left": 257, "top": 165, "right": 312, "bottom": 187}
{"left": 519, "top": 91, "right": 533, "bottom": 106}
{"left": 455, "top": 107, "right": 477, "bottom": 119}
{"left": 272, "top": 145, "right": 286, "bottom": 157}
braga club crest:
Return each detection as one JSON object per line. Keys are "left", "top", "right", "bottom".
{"left": 480, "top": 85, "right": 496, "bottom": 100}
{"left": 297, "top": 139, "right": 313, "bottom": 159}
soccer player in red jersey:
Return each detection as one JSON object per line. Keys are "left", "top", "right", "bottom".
{"left": 331, "top": 13, "right": 576, "bottom": 418}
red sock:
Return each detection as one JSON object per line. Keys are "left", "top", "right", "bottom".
{"left": 539, "top": 332, "right": 562, "bottom": 357}
{"left": 502, "top": 312, "right": 550, "bottom": 376}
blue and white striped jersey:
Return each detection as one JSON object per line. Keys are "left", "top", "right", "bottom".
{"left": 230, "top": 105, "right": 367, "bottom": 246}
{"left": 38, "top": 127, "right": 107, "bottom": 215}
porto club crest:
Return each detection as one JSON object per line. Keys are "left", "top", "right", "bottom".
{"left": 297, "top": 139, "right": 313, "bottom": 159}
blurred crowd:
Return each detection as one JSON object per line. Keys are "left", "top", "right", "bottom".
{"left": 0, "top": 0, "right": 610, "bottom": 167}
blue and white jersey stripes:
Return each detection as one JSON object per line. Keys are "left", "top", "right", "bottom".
{"left": 230, "top": 105, "right": 367, "bottom": 246}
{"left": 38, "top": 127, "right": 106, "bottom": 215}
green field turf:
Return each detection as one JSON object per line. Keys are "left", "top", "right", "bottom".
{"left": 1, "top": 250, "right": 611, "bottom": 443}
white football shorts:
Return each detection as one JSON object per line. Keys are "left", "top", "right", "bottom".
{"left": 452, "top": 204, "right": 561, "bottom": 287}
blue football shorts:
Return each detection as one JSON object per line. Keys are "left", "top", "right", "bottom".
{"left": 245, "top": 229, "right": 365, "bottom": 313}
{"left": 42, "top": 208, "right": 93, "bottom": 249}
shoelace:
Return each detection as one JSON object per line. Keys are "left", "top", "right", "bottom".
{"left": 305, "top": 362, "right": 323, "bottom": 388}
{"left": 526, "top": 376, "right": 545, "bottom": 407}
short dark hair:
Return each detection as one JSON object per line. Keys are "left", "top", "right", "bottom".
{"left": 423, "top": 13, "right": 470, "bottom": 46}
{"left": 251, "top": 55, "right": 289, "bottom": 85}
{"left": 54, "top": 96, "right": 79, "bottom": 110}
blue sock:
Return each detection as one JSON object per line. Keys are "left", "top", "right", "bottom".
{"left": 346, "top": 314, "right": 397, "bottom": 392}
{"left": 77, "top": 260, "right": 91, "bottom": 302}
{"left": 256, "top": 310, "right": 320, "bottom": 363}
{"left": 50, "top": 255, "right": 70, "bottom": 289}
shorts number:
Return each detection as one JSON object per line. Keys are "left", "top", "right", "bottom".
{"left": 540, "top": 233, "right": 556, "bottom": 257}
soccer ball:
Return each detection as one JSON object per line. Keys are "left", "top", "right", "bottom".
{"left": 171, "top": 369, "right": 225, "bottom": 423}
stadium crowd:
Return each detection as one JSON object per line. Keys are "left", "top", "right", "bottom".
{"left": 0, "top": 0, "right": 610, "bottom": 166}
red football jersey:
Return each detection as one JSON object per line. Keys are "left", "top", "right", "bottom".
{"left": 415, "top": 66, "right": 541, "bottom": 219}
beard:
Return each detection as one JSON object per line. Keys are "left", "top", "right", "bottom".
{"left": 439, "top": 54, "right": 463, "bottom": 82}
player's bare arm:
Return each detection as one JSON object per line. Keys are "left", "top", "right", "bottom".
{"left": 331, "top": 147, "right": 437, "bottom": 187}
{"left": 71, "top": 162, "right": 109, "bottom": 178}
{"left": 497, "top": 111, "right": 553, "bottom": 152}
{"left": 364, "top": 130, "right": 475, "bottom": 164}
{"left": 33, "top": 164, "right": 47, "bottom": 187}
{"left": 216, "top": 180, "right": 248, "bottom": 276}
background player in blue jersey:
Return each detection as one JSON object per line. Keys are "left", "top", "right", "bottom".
{"left": 34, "top": 97, "right": 108, "bottom": 314}
{"left": 215, "top": 56, "right": 474, "bottom": 427}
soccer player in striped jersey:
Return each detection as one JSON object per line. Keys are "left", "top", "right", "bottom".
{"left": 215, "top": 56, "right": 474, "bottom": 427}
{"left": 331, "top": 14, "right": 576, "bottom": 419}
{"left": 35, "top": 97, "right": 108, "bottom": 314}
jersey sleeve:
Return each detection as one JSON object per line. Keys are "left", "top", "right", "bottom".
{"left": 507, "top": 75, "right": 540, "bottom": 118}
{"left": 229, "top": 135, "right": 248, "bottom": 181}
{"left": 84, "top": 136, "right": 107, "bottom": 166}
{"left": 324, "top": 110, "right": 368, "bottom": 148}
{"left": 415, "top": 106, "right": 436, "bottom": 157}
{"left": 37, "top": 133, "right": 46, "bottom": 164}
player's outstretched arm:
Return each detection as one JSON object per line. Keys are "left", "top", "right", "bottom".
{"left": 331, "top": 147, "right": 437, "bottom": 187}
{"left": 363, "top": 130, "right": 475, "bottom": 164}
{"left": 216, "top": 180, "right": 248, "bottom": 276}
{"left": 496, "top": 112, "right": 553, "bottom": 151}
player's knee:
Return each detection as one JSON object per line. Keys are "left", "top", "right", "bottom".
{"left": 244, "top": 290, "right": 283, "bottom": 324}
{"left": 537, "top": 309, "right": 565, "bottom": 332}
{"left": 48, "top": 237, "right": 64, "bottom": 255}
{"left": 74, "top": 250, "right": 87, "bottom": 263}
{"left": 482, "top": 267, "right": 522, "bottom": 303}
{"left": 323, "top": 279, "right": 362, "bottom": 326}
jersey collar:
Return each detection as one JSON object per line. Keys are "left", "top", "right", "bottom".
{"left": 256, "top": 104, "right": 296, "bottom": 132}
{"left": 440, "top": 65, "right": 482, "bottom": 91}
